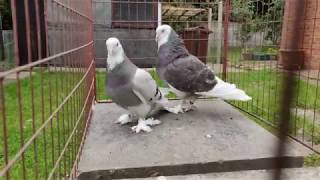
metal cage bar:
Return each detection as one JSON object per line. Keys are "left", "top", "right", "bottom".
{"left": 0, "top": 0, "right": 95, "bottom": 179}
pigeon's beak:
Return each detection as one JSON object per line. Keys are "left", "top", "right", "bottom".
{"left": 155, "top": 34, "right": 159, "bottom": 42}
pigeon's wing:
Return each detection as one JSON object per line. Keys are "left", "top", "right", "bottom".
{"left": 131, "top": 68, "right": 163, "bottom": 104}
{"left": 164, "top": 55, "right": 217, "bottom": 93}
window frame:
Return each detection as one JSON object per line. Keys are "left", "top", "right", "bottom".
{"left": 111, "top": 0, "right": 158, "bottom": 29}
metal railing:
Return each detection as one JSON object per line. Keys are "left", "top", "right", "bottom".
{"left": 225, "top": 0, "right": 320, "bottom": 154}
{"left": 0, "top": 0, "right": 319, "bottom": 179}
{"left": 0, "top": 0, "right": 95, "bottom": 179}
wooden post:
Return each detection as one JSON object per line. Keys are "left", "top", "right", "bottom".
{"left": 158, "top": 2, "right": 162, "bottom": 27}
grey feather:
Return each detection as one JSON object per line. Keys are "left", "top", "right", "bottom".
{"left": 106, "top": 55, "right": 167, "bottom": 118}
{"left": 156, "top": 30, "right": 217, "bottom": 93}
{"left": 105, "top": 56, "right": 142, "bottom": 109}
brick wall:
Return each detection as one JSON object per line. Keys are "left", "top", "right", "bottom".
{"left": 281, "top": 0, "right": 320, "bottom": 69}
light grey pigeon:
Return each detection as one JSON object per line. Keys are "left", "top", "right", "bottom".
{"left": 105, "top": 37, "right": 172, "bottom": 133}
{"left": 155, "top": 25, "right": 252, "bottom": 113}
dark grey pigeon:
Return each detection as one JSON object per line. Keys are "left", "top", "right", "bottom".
{"left": 155, "top": 25, "right": 252, "bottom": 113}
{"left": 105, "top": 37, "right": 172, "bottom": 133}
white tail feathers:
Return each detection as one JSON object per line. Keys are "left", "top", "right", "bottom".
{"left": 197, "top": 77, "right": 252, "bottom": 101}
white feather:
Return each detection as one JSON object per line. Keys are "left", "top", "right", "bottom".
{"left": 156, "top": 25, "right": 171, "bottom": 49}
{"left": 107, "top": 53, "right": 123, "bottom": 71}
{"left": 197, "top": 77, "right": 252, "bottom": 101}
{"left": 106, "top": 38, "right": 124, "bottom": 71}
{"left": 132, "top": 69, "right": 168, "bottom": 104}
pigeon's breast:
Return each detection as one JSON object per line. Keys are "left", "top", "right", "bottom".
{"left": 105, "top": 73, "right": 141, "bottom": 109}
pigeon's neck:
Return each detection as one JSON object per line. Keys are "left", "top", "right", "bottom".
{"left": 106, "top": 57, "right": 137, "bottom": 87}
{"left": 107, "top": 51, "right": 124, "bottom": 71}
{"left": 158, "top": 36, "right": 189, "bottom": 66}
{"left": 158, "top": 36, "right": 169, "bottom": 49}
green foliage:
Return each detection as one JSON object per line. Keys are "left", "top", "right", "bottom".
{"left": 231, "top": 0, "right": 256, "bottom": 47}
{"left": 231, "top": 0, "right": 283, "bottom": 46}
{"left": 304, "top": 153, "right": 320, "bottom": 167}
{"left": 246, "top": 47, "right": 279, "bottom": 55}
{"left": 261, "top": 0, "right": 283, "bottom": 44}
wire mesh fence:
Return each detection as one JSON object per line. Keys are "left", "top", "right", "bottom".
{"left": 1, "top": 0, "right": 320, "bottom": 179}
{"left": 93, "top": 0, "right": 320, "bottom": 154}
{"left": 0, "top": 0, "right": 95, "bottom": 179}
{"left": 225, "top": 0, "right": 320, "bottom": 154}
{"left": 93, "top": 0, "right": 222, "bottom": 101}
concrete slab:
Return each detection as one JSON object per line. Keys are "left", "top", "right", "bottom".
{"left": 78, "top": 99, "right": 310, "bottom": 180}
{"left": 119, "top": 167, "right": 320, "bottom": 180}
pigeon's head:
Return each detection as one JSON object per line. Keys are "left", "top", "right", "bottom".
{"left": 156, "top": 24, "right": 172, "bottom": 47}
{"left": 106, "top": 37, "right": 123, "bottom": 56}
{"left": 106, "top": 37, "right": 124, "bottom": 71}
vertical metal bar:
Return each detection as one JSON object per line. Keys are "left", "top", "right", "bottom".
{"left": 223, "top": 0, "right": 230, "bottom": 81}
{"left": 24, "top": 0, "right": 32, "bottom": 64}
{"left": 293, "top": 68, "right": 301, "bottom": 136}
{"left": 22, "top": 0, "right": 37, "bottom": 176}
{"left": 16, "top": 73, "right": 27, "bottom": 179}
{"left": 48, "top": 65, "right": 56, "bottom": 172}
{"left": 0, "top": 78, "right": 9, "bottom": 179}
{"left": 29, "top": 66, "right": 39, "bottom": 180}
{"left": 66, "top": 1, "right": 72, "bottom": 174}
{"left": 61, "top": 5, "right": 68, "bottom": 178}
{"left": 10, "top": 0, "right": 20, "bottom": 66}
{"left": 274, "top": 0, "right": 305, "bottom": 179}
{"left": 70, "top": 8, "right": 76, "bottom": 172}
{"left": 302, "top": 70, "right": 310, "bottom": 141}
{"left": 311, "top": 65, "right": 320, "bottom": 147}
{"left": 40, "top": 65, "right": 49, "bottom": 178}
{"left": 47, "top": 1, "right": 55, "bottom": 174}
{"left": 33, "top": 1, "right": 47, "bottom": 176}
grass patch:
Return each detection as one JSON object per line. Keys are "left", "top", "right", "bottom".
{"left": 209, "top": 47, "right": 242, "bottom": 63}
{"left": 208, "top": 46, "right": 279, "bottom": 64}
{"left": 0, "top": 69, "right": 86, "bottom": 179}
{"left": 304, "top": 153, "right": 320, "bottom": 166}
{"left": 227, "top": 69, "right": 320, "bottom": 145}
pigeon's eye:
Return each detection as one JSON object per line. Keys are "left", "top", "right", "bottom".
{"left": 161, "top": 29, "right": 165, "bottom": 33}
{"left": 116, "top": 43, "right": 119, "bottom": 46}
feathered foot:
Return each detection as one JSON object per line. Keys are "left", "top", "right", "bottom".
{"left": 114, "top": 114, "right": 133, "bottom": 125}
{"left": 131, "top": 118, "right": 161, "bottom": 133}
{"left": 165, "top": 97, "right": 197, "bottom": 114}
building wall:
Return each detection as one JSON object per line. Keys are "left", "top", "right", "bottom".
{"left": 94, "top": 25, "right": 157, "bottom": 68}
{"left": 281, "top": 0, "right": 320, "bottom": 69}
{"left": 93, "top": 0, "right": 157, "bottom": 68}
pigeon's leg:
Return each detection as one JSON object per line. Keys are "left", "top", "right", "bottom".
{"left": 164, "top": 97, "right": 197, "bottom": 114}
{"left": 164, "top": 104, "right": 184, "bottom": 114}
{"left": 131, "top": 118, "right": 161, "bottom": 133}
{"left": 181, "top": 96, "right": 197, "bottom": 112}
{"left": 114, "top": 114, "right": 133, "bottom": 125}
